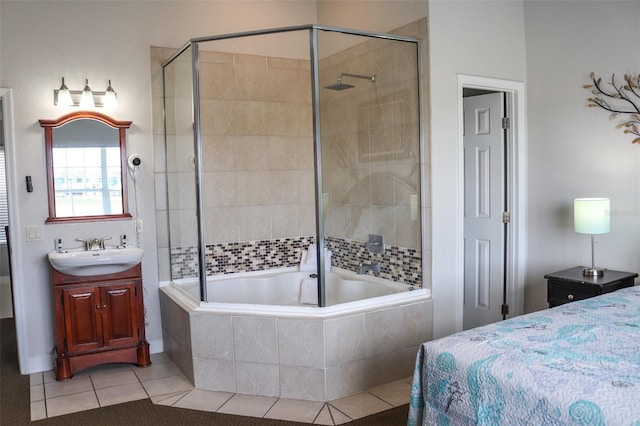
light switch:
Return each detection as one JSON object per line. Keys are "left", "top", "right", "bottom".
{"left": 26, "top": 225, "right": 43, "bottom": 241}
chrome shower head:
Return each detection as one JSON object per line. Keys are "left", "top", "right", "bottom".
{"left": 324, "top": 72, "right": 376, "bottom": 91}
{"left": 325, "top": 81, "right": 355, "bottom": 91}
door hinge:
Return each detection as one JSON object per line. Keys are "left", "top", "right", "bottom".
{"left": 502, "top": 211, "right": 511, "bottom": 224}
{"left": 501, "top": 304, "right": 509, "bottom": 315}
{"left": 502, "top": 117, "right": 510, "bottom": 129}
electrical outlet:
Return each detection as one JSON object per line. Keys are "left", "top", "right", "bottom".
{"left": 136, "top": 219, "right": 143, "bottom": 234}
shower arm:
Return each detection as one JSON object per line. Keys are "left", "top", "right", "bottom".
{"left": 337, "top": 73, "right": 376, "bottom": 84}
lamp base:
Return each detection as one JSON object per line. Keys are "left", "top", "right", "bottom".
{"left": 583, "top": 267, "right": 606, "bottom": 277}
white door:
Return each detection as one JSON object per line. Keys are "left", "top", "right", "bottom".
{"left": 463, "top": 92, "right": 506, "bottom": 330}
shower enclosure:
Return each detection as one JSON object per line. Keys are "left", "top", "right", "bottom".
{"left": 161, "top": 25, "right": 424, "bottom": 305}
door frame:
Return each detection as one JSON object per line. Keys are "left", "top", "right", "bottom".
{"left": 457, "top": 75, "right": 526, "bottom": 330}
{"left": 0, "top": 88, "right": 28, "bottom": 371}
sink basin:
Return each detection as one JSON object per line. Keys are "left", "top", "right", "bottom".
{"left": 48, "top": 247, "right": 144, "bottom": 276}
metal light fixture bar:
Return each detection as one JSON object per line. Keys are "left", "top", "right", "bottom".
{"left": 53, "top": 77, "right": 118, "bottom": 108}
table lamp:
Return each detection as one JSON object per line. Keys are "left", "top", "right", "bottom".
{"left": 574, "top": 198, "right": 610, "bottom": 276}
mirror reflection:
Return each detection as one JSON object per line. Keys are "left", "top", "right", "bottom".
{"left": 40, "top": 112, "right": 132, "bottom": 222}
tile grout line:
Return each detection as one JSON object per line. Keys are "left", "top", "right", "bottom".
{"left": 89, "top": 372, "right": 100, "bottom": 409}
{"left": 326, "top": 402, "right": 353, "bottom": 424}
{"left": 41, "top": 372, "right": 49, "bottom": 420}
{"left": 261, "top": 396, "right": 281, "bottom": 420}
{"left": 133, "top": 367, "right": 153, "bottom": 403}
{"left": 311, "top": 402, "right": 335, "bottom": 425}
{"left": 213, "top": 391, "right": 235, "bottom": 412}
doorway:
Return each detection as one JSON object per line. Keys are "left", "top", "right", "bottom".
{"left": 458, "top": 75, "right": 526, "bottom": 330}
{"left": 0, "top": 99, "right": 12, "bottom": 319}
{"left": 463, "top": 91, "right": 506, "bottom": 330}
{"left": 0, "top": 88, "right": 24, "bottom": 371}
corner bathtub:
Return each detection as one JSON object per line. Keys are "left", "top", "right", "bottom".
{"left": 159, "top": 267, "right": 432, "bottom": 401}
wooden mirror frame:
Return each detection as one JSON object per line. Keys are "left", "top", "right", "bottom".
{"left": 40, "top": 111, "right": 133, "bottom": 223}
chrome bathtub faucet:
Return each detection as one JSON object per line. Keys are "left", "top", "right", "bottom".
{"left": 357, "top": 261, "right": 380, "bottom": 275}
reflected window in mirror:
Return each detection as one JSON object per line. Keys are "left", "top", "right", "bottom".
{"left": 40, "top": 111, "right": 132, "bottom": 223}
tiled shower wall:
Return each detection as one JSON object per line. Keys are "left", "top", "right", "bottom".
{"left": 170, "top": 236, "right": 422, "bottom": 287}
{"left": 153, "top": 18, "right": 430, "bottom": 288}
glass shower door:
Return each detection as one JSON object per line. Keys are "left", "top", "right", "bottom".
{"left": 163, "top": 45, "right": 202, "bottom": 295}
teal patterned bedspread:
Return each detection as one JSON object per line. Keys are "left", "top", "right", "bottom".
{"left": 408, "top": 286, "right": 640, "bottom": 425}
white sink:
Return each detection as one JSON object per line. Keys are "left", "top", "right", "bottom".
{"left": 48, "top": 247, "right": 144, "bottom": 276}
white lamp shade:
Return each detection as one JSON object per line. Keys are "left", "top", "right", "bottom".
{"left": 574, "top": 198, "right": 610, "bottom": 234}
{"left": 57, "top": 88, "right": 73, "bottom": 106}
{"left": 103, "top": 80, "right": 118, "bottom": 108}
{"left": 103, "top": 89, "right": 118, "bottom": 108}
{"left": 79, "top": 79, "right": 94, "bottom": 108}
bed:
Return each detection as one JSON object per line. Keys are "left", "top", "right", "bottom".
{"left": 408, "top": 285, "right": 640, "bottom": 425}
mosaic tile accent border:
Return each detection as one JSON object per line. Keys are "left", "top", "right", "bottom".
{"left": 204, "top": 237, "right": 314, "bottom": 276}
{"left": 170, "top": 237, "right": 314, "bottom": 280}
{"left": 325, "top": 237, "right": 422, "bottom": 287}
{"left": 170, "top": 236, "right": 422, "bottom": 287}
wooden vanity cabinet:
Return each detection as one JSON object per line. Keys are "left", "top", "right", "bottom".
{"left": 52, "top": 264, "right": 151, "bottom": 380}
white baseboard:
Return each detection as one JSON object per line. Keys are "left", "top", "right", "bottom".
{"left": 26, "top": 353, "right": 55, "bottom": 375}
{"left": 149, "top": 338, "right": 164, "bottom": 355}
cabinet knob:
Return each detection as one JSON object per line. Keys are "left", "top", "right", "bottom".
{"left": 103, "top": 304, "right": 107, "bottom": 309}
{"left": 568, "top": 294, "right": 574, "bottom": 300}
{"left": 96, "top": 304, "right": 101, "bottom": 310}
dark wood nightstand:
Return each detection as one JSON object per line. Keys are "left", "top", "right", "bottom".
{"left": 545, "top": 267, "right": 638, "bottom": 308}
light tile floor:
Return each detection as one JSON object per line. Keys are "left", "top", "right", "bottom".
{"left": 30, "top": 353, "right": 413, "bottom": 425}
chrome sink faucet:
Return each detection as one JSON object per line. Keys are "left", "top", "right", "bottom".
{"left": 77, "top": 236, "right": 112, "bottom": 251}
{"left": 357, "top": 261, "right": 381, "bottom": 275}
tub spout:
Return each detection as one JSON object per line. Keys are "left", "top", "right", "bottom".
{"left": 357, "top": 261, "right": 380, "bottom": 275}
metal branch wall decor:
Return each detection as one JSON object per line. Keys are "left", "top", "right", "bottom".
{"left": 585, "top": 72, "right": 640, "bottom": 143}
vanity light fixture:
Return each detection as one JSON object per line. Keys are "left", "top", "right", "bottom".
{"left": 53, "top": 77, "right": 119, "bottom": 108}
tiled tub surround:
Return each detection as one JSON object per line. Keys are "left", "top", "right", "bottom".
{"left": 170, "top": 236, "right": 422, "bottom": 287}
{"left": 159, "top": 275, "right": 431, "bottom": 401}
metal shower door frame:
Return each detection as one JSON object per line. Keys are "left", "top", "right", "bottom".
{"left": 162, "top": 25, "right": 422, "bottom": 306}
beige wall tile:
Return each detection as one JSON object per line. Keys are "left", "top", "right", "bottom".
{"left": 236, "top": 136, "right": 269, "bottom": 171}
{"left": 237, "top": 170, "right": 270, "bottom": 205}
{"left": 270, "top": 170, "right": 300, "bottom": 204}
{"left": 202, "top": 135, "right": 236, "bottom": 171}
{"left": 269, "top": 136, "right": 300, "bottom": 170}
{"left": 200, "top": 62, "right": 236, "bottom": 100}
{"left": 202, "top": 171, "right": 237, "bottom": 208}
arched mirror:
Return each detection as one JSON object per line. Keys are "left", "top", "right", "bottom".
{"left": 40, "top": 111, "right": 132, "bottom": 223}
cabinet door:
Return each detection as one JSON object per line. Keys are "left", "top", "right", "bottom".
{"left": 101, "top": 282, "right": 139, "bottom": 347}
{"left": 63, "top": 286, "right": 103, "bottom": 352}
